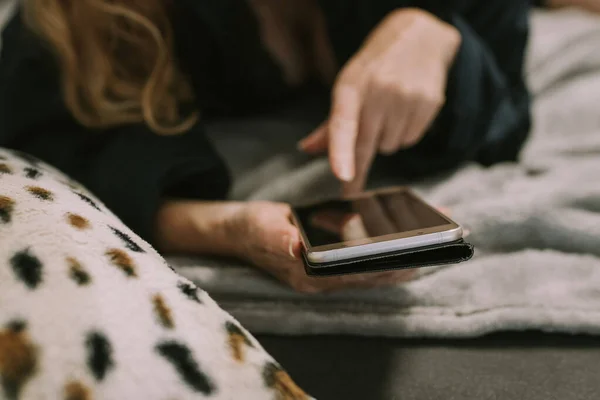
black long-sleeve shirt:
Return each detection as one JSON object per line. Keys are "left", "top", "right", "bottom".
{"left": 0, "top": 0, "right": 532, "bottom": 245}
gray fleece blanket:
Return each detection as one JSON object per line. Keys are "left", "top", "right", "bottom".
{"left": 170, "top": 9, "right": 600, "bottom": 338}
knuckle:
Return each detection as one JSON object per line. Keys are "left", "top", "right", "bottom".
{"left": 372, "top": 75, "right": 399, "bottom": 93}
{"left": 329, "top": 116, "right": 356, "bottom": 134}
{"left": 399, "top": 85, "right": 420, "bottom": 98}
{"left": 251, "top": 200, "right": 271, "bottom": 210}
{"left": 242, "top": 210, "right": 261, "bottom": 229}
{"left": 334, "top": 76, "right": 362, "bottom": 100}
{"left": 404, "top": 135, "right": 422, "bottom": 148}
{"left": 338, "top": 63, "right": 361, "bottom": 83}
{"left": 379, "top": 132, "right": 403, "bottom": 154}
{"left": 435, "top": 94, "right": 446, "bottom": 107}
{"left": 354, "top": 147, "right": 374, "bottom": 162}
{"left": 427, "top": 92, "right": 445, "bottom": 108}
{"left": 278, "top": 202, "right": 293, "bottom": 213}
{"left": 379, "top": 141, "right": 399, "bottom": 155}
{"left": 377, "top": 79, "right": 418, "bottom": 98}
{"left": 254, "top": 206, "right": 272, "bottom": 221}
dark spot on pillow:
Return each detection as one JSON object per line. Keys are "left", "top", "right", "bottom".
{"left": 262, "top": 362, "right": 307, "bottom": 400}
{"left": 0, "top": 196, "right": 15, "bottom": 224}
{"left": 0, "top": 321, "right": 38, "bottom": 400}
{"left": 177, "top": 282, "right": 202, "bottom": 304}
{"left": 24, "top": 168, "right": 42, "bottom": 180}
{"left": 74, "top": 192, "right": 101, "bottom": 212}
{"left": 10, "top": 250, "right": 43, "bottom": 289}
{"left": 66, "top": 213, "right": 91, "bottom": 230}
{"left": 152, "top": 294, "right": 174, "bottom": 329}
{"left": 85, "top": 332, "right": 114, "bottom": 381}
{"left": 6, "top": 321, "right": 26, "bottom": 333}
{"left": 225, "top": 321, "right": 253, "bottom": 362}
{"left": 105, "top": 249, "right": 137, "bottom": 277}
{"left": 109, "top": 227, "right": 144, "bottom": 253}
{"left": 0, "top": 163, "right": 12, "bottom": 175}
{"left": 26, "top": 186, "right": 54, "bottom": 201}
{"left": 156, "top": 341, "right": 215, "bottom": 395}
{"left": 64, "top": 381, "right": 91, "bottom": 400}
{"left": 67, "top": 257, "right": 91, "bottom": 286}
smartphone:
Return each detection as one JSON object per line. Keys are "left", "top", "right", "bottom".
{"left": 291, "top": 187, "right": 463, "bottom": 264}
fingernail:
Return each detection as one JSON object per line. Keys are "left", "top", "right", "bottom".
{"left": 288, "top": 238, "right": 297, "bottom": 260}
{"left": 337, "top": 165, "right": 354, "bottom": 182}
{"left": 297, "top": 140, "right": 307, "bottom": 151}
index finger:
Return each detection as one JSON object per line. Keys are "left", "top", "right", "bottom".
{"left": 328, "top": 83, "right": 362, "bottom": 183}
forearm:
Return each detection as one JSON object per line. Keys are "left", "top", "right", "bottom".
{"left": 155, "top": 200, "right": 245, "bottom": 256}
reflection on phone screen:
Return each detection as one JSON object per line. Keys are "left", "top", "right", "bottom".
{"left": 295, "top": 191, "right": 448, "bottom": 247}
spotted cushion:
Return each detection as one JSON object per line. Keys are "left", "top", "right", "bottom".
{"left": 0, "top": 148, "right": 310, "bottom": 400}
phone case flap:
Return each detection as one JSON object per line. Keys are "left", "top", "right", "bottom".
{"left": 303, "top": 239, "right": 474, "bottom": 276}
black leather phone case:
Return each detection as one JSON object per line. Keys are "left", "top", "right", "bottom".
{"left": 303, "top": 239, "right": 474, "bottom": 277}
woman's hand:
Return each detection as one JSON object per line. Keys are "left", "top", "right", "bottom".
{"left": 157, "top": 200, "right": 414, "bottom": 293}
{"left": 226, "top": 202, "right": 415, "bottom": 292}
{"left": 299, "top": 8, "right": 461, "bottom": 194}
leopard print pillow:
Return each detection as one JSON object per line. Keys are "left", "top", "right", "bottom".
{"left": 0, "top": 148, "right": 310, "bottom": 400}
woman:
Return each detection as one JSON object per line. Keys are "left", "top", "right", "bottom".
{"left": 0, "top": 0, "right": 531, "bottom": 292}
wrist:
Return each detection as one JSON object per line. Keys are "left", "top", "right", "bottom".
{"left": 155, "top": 199, "right": 245, "bottom": 255}
{"left": 418, "top": 10, "right": 462, "bottom": 68}
{"left": 389, "top": 8, "right": 462, "bottom": 67}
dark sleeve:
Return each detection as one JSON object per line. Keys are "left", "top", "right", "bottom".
{"left": 0, "top": 13, "right": 231, "bottom": 246}
{"left": 408, "top": 0, "right": 532, "bottom": 174}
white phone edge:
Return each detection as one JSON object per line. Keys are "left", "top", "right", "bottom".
{"left": 306, "top": 226, "right": 463, "bottom": 264}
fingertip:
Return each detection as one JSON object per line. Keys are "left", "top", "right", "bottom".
{"left": 297, "top": 140, "right": 308, "bottom": 152}
{"left": 338, "top": 167, "right": 355, "bottom": 183}
{"left": 298, "top": 134, "right": 316, "bottom": 151}
{"left": 299, "top": 122, "right": 327, "bottom": 145}
{"left": 299, "top": 141, "right": 325, "bottom": 154}
{"left": 378, "top": 142, "right": 399, "bottom": 156}
{"left": 330, "top": 153, "right": 355, "bottom": 182}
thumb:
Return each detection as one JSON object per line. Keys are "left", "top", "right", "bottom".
{"left": 265, "top": 203, "right": 303, "bottom": 260}
{"left": 298, "top": 122, "right": 329, "bottom": 154}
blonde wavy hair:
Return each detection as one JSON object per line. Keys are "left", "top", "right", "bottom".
{"left": 23, "top": 0, "right": 197, "bottom": 135}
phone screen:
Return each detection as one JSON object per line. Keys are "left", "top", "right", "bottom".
{"left": 294, "top": 190, "right": 450, "bottom": 247}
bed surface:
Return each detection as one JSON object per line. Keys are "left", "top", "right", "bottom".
{"left": 259, "top": 332, "right": 600, "bottom": 399}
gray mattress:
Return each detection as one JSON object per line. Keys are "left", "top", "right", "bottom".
{"left": 258, "top": 332, "right": 600, "bottom": 400}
